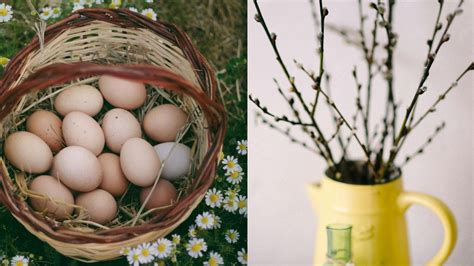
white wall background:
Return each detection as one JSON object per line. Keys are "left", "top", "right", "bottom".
{"left": 248, "top": 0, "right": 473, "bottom": 265}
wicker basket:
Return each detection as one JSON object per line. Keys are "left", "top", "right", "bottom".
{"left": 0, "top": 9, "right": 226, "bottom": 262}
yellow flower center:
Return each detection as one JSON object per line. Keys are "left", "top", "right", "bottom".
{"left": 146, "top": 12, "right": 154, "bottom": 19}
{"left": 15, "top": 261, "right": 24, "bottom": 266}
{"left": 43, "top": 10, "right": 50, "bottom": 16}
{"left": 231, "top": 171, "right": 239, "bottom": 179}
{"left": 238, "top": 200, "right": 246, "bottom": 209}
{"left": 53, "top": 8, "right": 60, "bottom": 14}
{"left": 173, "top": 237, "right": 180, "bottom": 244}
{"left": 133, "top": 254, "right": 139, "bottom": 262}
{"left": 228, "top": 233, "right": 236, "bottom": 240}
{"left": 239, "top": 144, "right": 247, "bottom": 150}
{"left": 201, "top": 217, "right": 209, "bottom": 224}
{"left": 227, "top": 161, "right": 235, "bottom": 168}
{"left": 141, "top": 248, "right": 150, "bottom": 257}
{"left": 157, "top": 243, "right": 166, "bottom": 253}
{"left": 227, "top": 200, "right": 235, "bottom": 207}
{"left": 210, "top": 194, "right": 218, "bottom": 202}
{"left": 191, "top": 243, "right": 202, "bottom": 252}
{"left": 244, "top": 254, "right": 248, "bottom": 261}
{"left": 0, "top": 57, "right": 9, "bottom": 66}
{"left": 0, "top": 8, "right": 8, "bottom": 16}
{"left": 209, "top": 257, "right": 218, "bottom": 266}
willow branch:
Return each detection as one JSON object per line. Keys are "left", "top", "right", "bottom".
{"left": 400, "top": 122, "right": 446, "bottom": 167}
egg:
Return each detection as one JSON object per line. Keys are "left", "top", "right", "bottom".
{"left": 140, "top": 179, "right": 178, "bottom": 211}
{"left": 143, "top": 104, "right": 188, "bottom": 142}
{"left": 4, "top": 131, "right": 53, "bottom": 174}
{"left": 98, "top": 153, "right": 129, "bottom": 196}
{"left": 76, "top": 189, "right": 117, "bottom": 224}
{"left": 54, "top": 84, "right": 104, "bottom": 116}
{"left": 26, "top": 110, "right": 64, "bottom": 153}
{"left": 52, "top": 146, "right": 103, "bottom": 192}
{"left": 101, "top": 108, "right": 142, "bottom": 153}
{"left": 120, "top": 138, "right": 161, "bottom": 187}
{"left": 154, "top": 142, "right": 191, "bottom": 181}
{"left": 29, "top": 175, "right": 74, "bottom": 221}
{"left": 98, "top": 75, "right": 146, "bottom": 110}
{"left": 62, "top": 111, "right": 105, "bottom": 156}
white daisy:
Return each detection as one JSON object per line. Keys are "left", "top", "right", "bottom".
{"left": 51, "top": 7, "right": 61, "bottom": 18}
{"left": 204, "top": 251, "right": 224, "bottom": 266}
{"left": 223, "top": 196, "right": 238, "bottom": 213}
{"left": 212, "top": 214, "right": 222, "bottom": 229}
{"left": 225, "top": 229, "right": 240, "bottom": 243}
{"left": 72, "top": 4, "right": 85, "bottom": 12}
{"left": 195, "top": 211, "right": 215, "bottom": 230}
{"left": 225, "top": 188, "right": 238, "bottom": 200}
{"left": 152, "top": 238, "right": 173, "bottom": 259}
{"left": 141, "top": 8, "right": 157, "bottom": 21}
{"left": 237, "top": 195, "right": 247, "bottom": 216}
{"left": 188, "top": 224, "right": 197, "bottom": 237}
{"left": 126, "top": 248, "right": 141, "bottom": 266}
{"left": 205, "top": 188, "right": 223, "bottom": 208}
{"left": 0, "top": 4, "right": 13, "bottom": 23}
{"left": 236, "top": 140, "right": 248, "bottom": 155}
{"left": 137, "top": 243, "right": 154, "bottom": 264}
{"left": 237, "top": 248, "right": 248, "bottom": 264}
{"left": 186, "top": 238, "right": 207, "bottom": 258}
{"left": 119, "top": 247, "right": 131, "bottom": 256}
{"left": 171, "top": 234, "right": 181, "bottom": 245}
{"left": 129, "top": 7, "right": 139, "bottom": 13}
{"left": 39, "top": 7, "right": 53, "bottom": 20}
{"left": 0, "top": 57, "right": 10, "bottom": 67}
{"left": 226, "top": 169, "right": 244, "bottom": 184}
{"left": 10, "top": 256, "right": 28, "bottom": 266}
{"left": 222, "top": 155, "right": 239, "bottom": 171}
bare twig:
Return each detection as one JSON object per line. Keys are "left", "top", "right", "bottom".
{"left": 400, "top": 122, "right": 446, "bottom": 167}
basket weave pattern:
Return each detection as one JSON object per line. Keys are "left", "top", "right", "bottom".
{"left": 0, "top": 9, "right": 226, "bottom": 261}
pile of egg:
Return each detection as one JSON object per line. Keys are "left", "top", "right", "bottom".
{"left": 4, "top": 75, "right": 193, "bottom": 225}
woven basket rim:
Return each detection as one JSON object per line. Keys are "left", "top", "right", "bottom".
{"left": 0, "top": 8, "right": 227, "bottom": 260}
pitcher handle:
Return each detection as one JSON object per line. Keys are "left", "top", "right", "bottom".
{"left": 397, "top": 191, "right": 457, "bottom": 266}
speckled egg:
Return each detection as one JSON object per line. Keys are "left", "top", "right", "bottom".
{"left": 54, "top": 84, "right": 104, "bottom": 116}
{"left": 101, "top": 108, "right": 142, "bottom": 153}
{"left": 26, "top": 110, "right": 64, "bottom": 153}
{"left": 62, "top": 111, "right": 105, "bottom": 156}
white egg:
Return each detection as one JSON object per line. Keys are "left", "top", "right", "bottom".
{"left": 153, "top": 142, "right": 191, "bottom": 181}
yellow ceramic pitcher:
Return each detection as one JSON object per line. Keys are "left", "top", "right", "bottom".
{"left": 307, "top": 176, "right": 456, "bottom": 266}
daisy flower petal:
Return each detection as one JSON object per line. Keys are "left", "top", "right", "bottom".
{"left": 237, "top": 248, "right": 248, "bottom": 265}
{"left": 236, "top": 140, "right": 248, "bottom": 155}
{"left": 10, "top": 256, "right": 29, "bottom": 266}
{"left": 237, "top": 195, "right": 248, "bottom": 217}
{"left": 204, "top": 251, "right": 224, "bottom": 266}
{"left": 205, "top": 188, "right": 223, "bottom": 208}
{"left": 225, "top": 229, "right": 240, "bottom": 244}
{"left": 186, "top": 238, "right": 207, "bottom": 258}
{"left": 153, "top": 238, "right": 173, "bottom": 259}
{"left": 137, "top": 243, "right": 154, "bottom": 264}
{"left": 195, "top": 211, "right": 215, "bottom": 230}
{"left": 0, "top": 4, "right": 13, "bottom": 23}
{"left": 141, "top": 8, "right": 157, "bottom": 21}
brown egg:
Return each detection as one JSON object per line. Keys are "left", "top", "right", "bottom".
{"left": 76, "top": 189, "right": 117, "bottom": 224}
{"left": 26, "top": 110, "right": 64, "bottom": 153}
{"left": 98, "top": 75, "right": 146, "bottom": 110}
{"left": 140, "top": 179, "right": 178, "bottom": 211}
{"left": 62, "top": 111, "right": 105, "bottom": 156}
{"left": 143, "top": 104, "right": 188, "bottom": 142}
{"left": 52, "top": 146, "right": 103, "bottom": 192}
{"left": 120, "top": 138, "right": 161, "bottom": 187}
{"left": 98, "top": 153, "right": 129, "bottom": 196}
{"left": 4, "top": 131, "right": 53, "bottom": 174}
{"left": 54, "top": 84, "right": 104, "bottom": 116}
{"left": 29, "top": 175, "right": 74, "bottom": 221}
{"left": 101, "top": 108, "right": 142, "bottom": 153}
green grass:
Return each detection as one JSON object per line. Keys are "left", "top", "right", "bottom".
{"left": 0, "top": 1, "right": 247, "bottom": 265}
